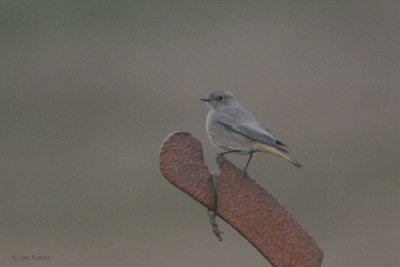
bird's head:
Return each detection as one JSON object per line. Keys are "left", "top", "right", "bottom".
{"left": 201, "top": 90, "right": 237, "bottom": 110}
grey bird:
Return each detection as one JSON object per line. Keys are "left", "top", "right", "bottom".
{"left": 201, "top": 90, "right": 302, "bottom": 175}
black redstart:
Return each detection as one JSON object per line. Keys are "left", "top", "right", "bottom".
{"left": 201, "top": 90, "right": 302, "bottom": 175}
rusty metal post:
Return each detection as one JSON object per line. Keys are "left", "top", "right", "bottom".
{"left": 160, "top": 131, "right": 323, "bottom": 267}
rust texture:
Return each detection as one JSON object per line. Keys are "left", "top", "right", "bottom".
{"left": 159, "top": 131, "right": 323, "bottom": 267}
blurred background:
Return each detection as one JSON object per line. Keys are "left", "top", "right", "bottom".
{"left": 1, "top": 1, "right": 399, "bottom": 266}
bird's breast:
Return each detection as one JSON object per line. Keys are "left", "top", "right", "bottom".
{"left": 205, "top": 111, "right": 254, "bottom": 153}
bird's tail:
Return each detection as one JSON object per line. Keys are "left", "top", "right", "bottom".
{"left": 281, "top": 153, "right": 302, "bottom": 168}
{"left": 261, "top": 144, "right": 303, "bottom": 168}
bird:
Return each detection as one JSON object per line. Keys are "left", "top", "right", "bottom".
{"left": 201, "top": 90, "right": 302, "bottom": 176}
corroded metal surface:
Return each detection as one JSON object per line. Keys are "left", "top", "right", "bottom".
{"left": 160, "top": 131, "right": 323, "bottom": 267}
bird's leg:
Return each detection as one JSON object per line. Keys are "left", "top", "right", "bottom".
{"left": 242, "top": 152, "right": 254, "bottom": 178}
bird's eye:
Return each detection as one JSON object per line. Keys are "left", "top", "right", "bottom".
{"left": 217, "top": 96, "right": 224, "bottom": 101}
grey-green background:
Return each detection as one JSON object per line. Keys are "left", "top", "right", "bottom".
{"left": 1, "top": 1, "right": 399, "bottom": 266}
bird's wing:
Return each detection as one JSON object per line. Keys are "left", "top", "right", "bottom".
{"left": 260, "top": 124, "right": 286, "bottom": 146}
{"left": 217, "top": 119, "right": 288, "bottom": 152}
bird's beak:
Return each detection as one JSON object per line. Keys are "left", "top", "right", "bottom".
{"left": 200, "top": 98, "right": 210, "bottom": 102}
